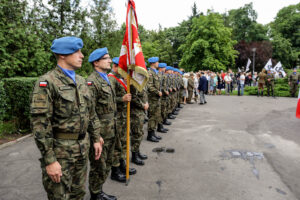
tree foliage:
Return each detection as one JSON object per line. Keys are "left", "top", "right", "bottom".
{"left": 179, "top": 12, "right": 238, "bottom": 72}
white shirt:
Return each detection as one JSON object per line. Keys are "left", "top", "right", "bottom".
{"left": 224, "top": 75, "right": 232, "bottom": 83}
{"left": 240, "top": 75, "right": 245, "bottom": 85}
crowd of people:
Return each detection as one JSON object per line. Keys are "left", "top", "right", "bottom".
{"left": 181, "top": 67, "right": 299, "bottom": 101}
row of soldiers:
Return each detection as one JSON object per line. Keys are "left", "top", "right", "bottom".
{"left": 30, "top": 36, "right": 185, "bottom": 200}
{"left": 256, "top": 68, "right": 300, "bottom": 97}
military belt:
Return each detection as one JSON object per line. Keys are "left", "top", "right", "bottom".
{"left": 98, "top": 113, "right": 115, "bottom": 119}
{"left": 54, "top": 133, "right": 81, "bottom": 140}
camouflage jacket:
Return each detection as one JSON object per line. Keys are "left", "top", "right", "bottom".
{"left": 108, "top": 71, "right": 127, "bottom": 118}
{"left": 87, "top": 71, "right": 117, "bottom": 138}
{"left": 159, "top": 72, "right": 168, "bottom": 97}
{"left": 266, "top": 73, "right": 275, "bottom": 83}
{"left": 289, "top": 72, "right": 300, "bottom": 83}
{"left": 257, "top": 72, "right": 266, "bottom": 84}
{"left": 148, "top": 69, "right": 161, "bottom": 99}
{"left": 30, "top": 66, "right": 101, "bottom": 165}
{"left": 131, "top": 85, "right": 148, "bottom": 111}
{"left": 187, "top": 77, "right": 194, "bottom": 90}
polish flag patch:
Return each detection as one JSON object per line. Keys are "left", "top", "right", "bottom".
{"left": 87, "top": 81, "right": 93, "bottom": 86}
{"left": 39, "top": 81, "right": 47, "bottom": 87}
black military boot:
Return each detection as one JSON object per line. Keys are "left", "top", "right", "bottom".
{"left": 178, "top": 103, "right": 184, "bottom": 108}
{"left": 138, "top": 151, "right": 148, "bottom": 160}
{"left": 100, "top": 191, "right": 117, "bottom": 200}
{"left": 147, "top": 130, "right": 159, "bottom": 142}
{"left": 172, "top": 110, "right": 179, "bottom": 115}
{"left": 168, "top": 113, "right": 176, "bottom": 119}
{"left": 90, "top": 192, "right": 103, "bottom": 200}
{"left": 119, "top": 159, "right": 137, "bottom": 175}
{"left": 175, "top": 107, "right": 180, "bottom": 111}
{"left": 157, "top": 123, "right": 167, "bottom": 133}
{"left": 153, "top": 131, "right": 162, "bottom": 140}
{"left": 131, "top": 152, "right": 144, "bottom": 165}
{"left": 163, "top": 118, "right": 172, "bottom": 125}
{"left": 111, "top": 166, "right": 126, "bottom": 183}
{"left": 161, "top": 123, "right": 169, "bottom": 131}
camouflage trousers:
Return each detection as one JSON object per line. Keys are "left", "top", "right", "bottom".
{"left": 168, "top": 93, "right": 175, "bottom": 114}
{"left": 266, "top": 82, "right": 274, "bottom": 96}
{"left": 41, "top": 136, "right": 90, "bottom": 200}
{"left": 131, "top": 109, "right": 145, "bottom": 152}
{"left": 187, "top": 89, "right": 193, "bottom": 102}
{"left": 112, "top": 116, "right": 127, "bottom": 167}
{"left": 89, "top": 118, "right": 116, "bottom": 194}
{"left": 161, "top": 97, "right": 169, "bottom": 121}
{"left": 148, "top": 98, "right": 161, "bottom": 132}
{"left": 290, "top": 82, "right": 298, "bottom": 96}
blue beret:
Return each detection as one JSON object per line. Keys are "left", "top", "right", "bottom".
{"left": 112, "top": 57, "right": 119, "bottom": 65}
{"left": 166, "top": 66, "right": 173, "bottom": 71}
{"left": 148, "top": 57, "right": 159, "bottom": 63}
{"left": 158, "top": 63, "right": 167, "bottom": 68}
{"left": 88, "top": 47, "right": 109, "bottom": 63}
{"left": 51, "top": 36, "right": 83, "bottom": 54}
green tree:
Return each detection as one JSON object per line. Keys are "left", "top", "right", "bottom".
{"left": 271, "top": 3, "right": 300, "bottom": 66}
{"left": 224, "top": 3, "right": 268, "bottom": 42}
{"left": 179, "top": 12, "right": 238, "bottom": 72}
{"left": 0, "top": 0, "right": 52, "bottom": 78}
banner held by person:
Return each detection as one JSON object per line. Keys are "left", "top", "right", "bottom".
{"left": 118, "top": 0, "right": 149, "bottom": 185}
{"left": 273, "top": 61, "right": 286, "bottom": 77}
{"left": 246, "top": 58, "right": 251, "bottom": 72}
{"left": 264, "top": 59, "right": 272, "bottom": 71}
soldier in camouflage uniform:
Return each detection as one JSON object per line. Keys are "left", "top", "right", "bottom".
{"left": 147, "top": 57, "right": 162, "bottom": 142}
{"left": 157, "top": 63, "right": 169, "bottom": 133}
{"left": 266, "top": 69, "right": 275, "bottom": 97}
{"left": 108, "top": 57, "right": 137, "bottom": 180}
{"left": 87, "top": 48, "right": 119, "bottom": 200}
{"left": 256, "top": 69, "right": 266, "bottom": 97}
{"left": 165, "top": 67, "right": 176, "bottom": 120}
{"left": 158, "top": 63, "right": 172, "bottom": 126}
{"left": 288, "top": 68, "right": 300, "bottom": 97}
{"left": 30, "top": 37, "right": 102, "bottom": 200}
{"left": 187, "top": 73, "right": 195, "bottom": 104}
{"left": 130, "top": 84, "right": 149, "bottom": 165}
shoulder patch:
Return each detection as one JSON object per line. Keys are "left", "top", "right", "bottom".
{"left": 87, "top": 81, "right": 93, "bottom": 86}
{"left": 39, "top": 81, "right": 47, "bottom": 87}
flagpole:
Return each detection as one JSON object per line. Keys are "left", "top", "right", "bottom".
{"left": 126, "top": 74, "right": 130, "bottom": 185}
{"left": 126, "top": 0, "right": 133, "bottom": 185}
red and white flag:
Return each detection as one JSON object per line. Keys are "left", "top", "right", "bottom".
{"left": 296, "top": 88, "right": 300, "bottom": 118}
{"left": 118, "top": 0, "right": 148, "bottom": 91}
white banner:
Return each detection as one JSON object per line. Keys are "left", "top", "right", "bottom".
{"left": 273, "top": 61, "right": 286, "bottom": 77}
{"left": 246, "top": 58, "right": 251, "bottom": 72}
{"left": 264, "top": 59, "right": 272, "bottom": 71}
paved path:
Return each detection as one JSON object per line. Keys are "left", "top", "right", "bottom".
{"left": 0, "top": 95, "right": 300, "bottom": 200}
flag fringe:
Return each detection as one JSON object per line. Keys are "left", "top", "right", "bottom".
{"left": 118, "top": 65, "right": 149, "bottom": 92}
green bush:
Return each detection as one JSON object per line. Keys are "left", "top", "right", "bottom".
{"left": 0, "top": 80, "right": 7, "bottom": 121}
{"left": 2, "top": 77, "right": 38, "bottom": 131}
{"left": 244, "top": 76, "right": 297, "bottom": 97}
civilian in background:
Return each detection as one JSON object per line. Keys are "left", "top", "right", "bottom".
{"left": 198, "top": 72, "right": 208, "bottom": 105}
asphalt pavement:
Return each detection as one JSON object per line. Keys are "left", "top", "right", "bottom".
{"left": 0, "top": 95, "right": 299, "bottom": 200}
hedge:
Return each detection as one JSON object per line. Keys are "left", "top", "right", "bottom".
{"left": 1, "top": 77, "right": 38, "bottom": 132}
{"left": 244, "top": 76, "right": 297, "bottom": 97}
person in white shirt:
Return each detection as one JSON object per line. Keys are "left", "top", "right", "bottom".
{"left": 239, "top": 72, "right": 245, "bottom": 96}
{"left": 224, "top": 72, "right": 232, "bottom": 95}
{"left": 182, "top": 74, "right": 189, "bottom": 104}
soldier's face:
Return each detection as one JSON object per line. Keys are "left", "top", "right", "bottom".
{"left": 95, "top": 54, "right": 112, "bottom": 71}
{"left": 64, "top": 50, "right": 84, "bottom": 70}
